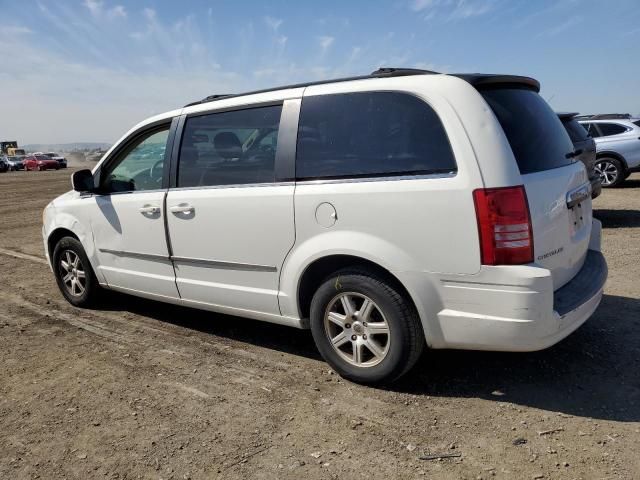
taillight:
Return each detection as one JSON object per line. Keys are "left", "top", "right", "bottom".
{"left": 473, "top": 186, "right": 533, "bottom": 265}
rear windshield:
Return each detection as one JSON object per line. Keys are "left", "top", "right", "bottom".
{"left": 561, "top": 118, "right": 589, "bottom": 142}
{"left": 481, "top": 89, "right": 574, "bottom": 174}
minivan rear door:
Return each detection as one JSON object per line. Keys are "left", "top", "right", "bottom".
{"left": 482, "top": 88, "right": 592, "bottom": 290}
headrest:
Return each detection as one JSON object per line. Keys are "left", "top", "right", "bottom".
{"left": 214, "top": 132, "right": 242, "bottom": 159}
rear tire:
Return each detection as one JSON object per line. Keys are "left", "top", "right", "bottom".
{"left": 309, "top": 268, "right": 424, "bottom": 384}
{"left": 595, "top": 158, "right": 625, "bottom": 187}
{"left": 52, "top": 237, "right": 100, "bottom": 307}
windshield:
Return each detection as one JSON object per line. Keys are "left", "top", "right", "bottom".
{"left": 481, "top": 88, "right": 574, "bottom": 174}
{"left": 35, "top": 155, "right": 51, "bottom": 160}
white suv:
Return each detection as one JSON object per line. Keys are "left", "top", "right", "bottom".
{"left": 42, "top": 68, "right": 607, "bottom": 383}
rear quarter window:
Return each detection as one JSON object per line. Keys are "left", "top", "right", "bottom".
{"left": 596, "top": 123, "right": 628, "bottom": 136}
{"left": 561, "top": 118, "right": 589, "bottom": 143}
{"left": 296, "top": 92, "right": 456, "bottom": 180}
{"left": 482, "top": 89, "right": 574, "bottom": 174}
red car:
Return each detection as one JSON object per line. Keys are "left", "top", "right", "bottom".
{"left": 24, "top": 154, "right": 60, "bottom": 171}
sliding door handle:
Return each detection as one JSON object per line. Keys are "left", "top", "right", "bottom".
{"left": 169, "top": 204, "right": 195, "bottom": 214}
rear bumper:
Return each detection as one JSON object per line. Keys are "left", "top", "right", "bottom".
{"left": 431, "top": 221, "right": 607, "bottom": 352}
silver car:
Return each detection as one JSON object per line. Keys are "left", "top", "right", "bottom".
{"left": 579, "top": 118, "right": 640, "bottom": 187}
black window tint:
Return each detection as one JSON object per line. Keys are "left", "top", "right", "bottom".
{"left": 561, "top": 118, "right": 589, "bottom": 143}
{"left": 178, "top": 105, "right": 282, "bottom": 188}
{"left": 481, "top": 89, "right": 574, "bottom": 174}
{"left": 596, "top": 123, "right": 627, "bottom": 137}
{"left": 296, "top": 92, "right": 456, "bottom": 180}
{"left": 633, "top": 120, "right": 640, "bottom": 128}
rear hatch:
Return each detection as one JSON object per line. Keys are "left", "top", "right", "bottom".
{"left": 481, "top": 88, "right": 592, "bottom": 290}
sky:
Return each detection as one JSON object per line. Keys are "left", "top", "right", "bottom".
{"left": 0, "top": 0, "right": 639, "bottom": 144}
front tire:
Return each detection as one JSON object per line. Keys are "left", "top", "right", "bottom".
{"left": 595, "top": 158, "right": 625, "bottom": 187}
{"left": 52, "top": 237, "right": 100, "bottom": 307}
{"left": 309, "top": 268, "right": 424, "bottom": 384}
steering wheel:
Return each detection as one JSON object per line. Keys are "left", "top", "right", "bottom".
{"left": 149, "top": 159, "right": 164, "bottom": 184}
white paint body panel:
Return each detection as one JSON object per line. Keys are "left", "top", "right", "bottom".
{"left": 90, "top": 191, "right": 179, "bottom": 298}
{"left": 42, "top": 73, "right": 607, "bottom": 351}
{"left": 166, "top": 185, "right": 295, "bottom": 315}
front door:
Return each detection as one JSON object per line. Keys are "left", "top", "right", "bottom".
{"left": 166, "top": 104, "right": 295, "bottom": 315}
{"left": 91, "top": 123, "right": 179, "bottom": 299}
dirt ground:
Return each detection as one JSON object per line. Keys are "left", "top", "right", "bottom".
{"left": 1, "top": 168, "right": 639, "bottom": 480}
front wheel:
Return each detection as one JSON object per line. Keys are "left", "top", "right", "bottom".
{"left": 595, "top": 158, "right": 625, "bottom": 187}
{"left": 52, "top": 237, "right": 100, "bottom": 307}
{"left": 309, "top": 268, "right": 424, "bottom": 384}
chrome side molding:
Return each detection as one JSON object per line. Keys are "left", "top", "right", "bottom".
{"left": 98, "top": 249, "right": 277, "bottom": 272}
{"left": 170, "top": 256, "right": 277, "bottom": 272}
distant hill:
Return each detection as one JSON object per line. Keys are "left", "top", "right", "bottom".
{"left": 22, "top": 142, "right": 112, "bottom": 153}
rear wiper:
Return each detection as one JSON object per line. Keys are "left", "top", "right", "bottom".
{"left": 565, "top": 148, "right": 583, "bottom": 159}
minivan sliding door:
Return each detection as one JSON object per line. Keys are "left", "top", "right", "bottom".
{"left": 165, "top": 100, "right": 299, "bottom": 315}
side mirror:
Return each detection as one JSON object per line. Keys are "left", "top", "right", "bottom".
{"left": 71, "top": 169, "right": 94, "bottom": 192}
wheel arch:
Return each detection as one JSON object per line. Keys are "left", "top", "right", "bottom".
{"left": 596, "top": 151, "right": 628, "bottom": 170}
{"left": 44, "top": 211, "right": 104, "bottom": 284}
{"left": 296, "top": 254, "right": 418, "bottom": 322}
{"left": 47, "top": 227, "right": 79, "bottom": 261}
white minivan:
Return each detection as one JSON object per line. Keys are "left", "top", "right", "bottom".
{"left": 43, "top": 68, "right": 607, "bottom": 383}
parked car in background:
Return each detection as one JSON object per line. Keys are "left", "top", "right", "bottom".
{"left": 578, "top": 117, "right": 640, "bottom": 187}
{"left": 5, "top": 155, "right": 25, "bottom": 170}
{"left": 44, "top": 152, "right": 68, "bottom": 168}
{"left": 24, "top": 154, "right": 60, "bottom": 171}
{"left": 0, "top": 157, "right": 8, "bottom": 172}
{"left": 85, "top": 150, "right": 106, "bottom": 162}
{"left": 558, "top": 112, "right": 601, "bottom": 198}
{"left": 43, "top": 68, "right": 607, "bottom": 383}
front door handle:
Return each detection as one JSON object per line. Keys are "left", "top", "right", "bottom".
{"left": 169, "top": 204, "right": 194, "bottom": 214}
{"left": 139, "top": 205, "right": 161, "bottom": 214}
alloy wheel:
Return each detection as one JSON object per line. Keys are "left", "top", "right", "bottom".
{"left": 59, "top": 250, "right": 86, "bottom": 297}
{"left": 323, "top": 292, "right": 391, "bottom": 367}
{"left": 594, "top": 160, "right": 618, "bottom": 186}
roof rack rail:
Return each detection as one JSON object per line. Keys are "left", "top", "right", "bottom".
{"left": 589, "top": 113, "right": 632, "bottom": 120}
{"left": 370, "top": 67, "right": 440, "bottom": 77}
{"left": 184, "top": 94, "right": 232, "bottom": 107}
{"left": 183, "top": 68, "right": 540, "bottom": 108}
{"left": 183, "top": 67, "right": 440, "bottom": 108}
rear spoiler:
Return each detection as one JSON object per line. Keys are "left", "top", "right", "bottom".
{"left": 452, "top": 74, "right": 540, "bottom": 93}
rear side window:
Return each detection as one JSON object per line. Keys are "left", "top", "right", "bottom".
{"left": 633, "top": 120, "right": 640, "bottom": 128}
{"left": 177, "top": 105, "right": 282, "bottom": 188}
{"left": 296, "top": 92, "right": 456, "bottom": 180}
{"left": 596, "top": 123, "right": 628, "bottom": 137}
{"left": 482, "top": 89, "right": 574, "bottom": 174}
{"left": 561, "top": 118, "right": 589, "bottom": 142}
{"left": 581, "top": 122, "right": 600, "bottom": 138}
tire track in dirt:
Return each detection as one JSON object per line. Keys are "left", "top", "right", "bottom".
{"left": 0, "top": 247, "right": 48, "bottom": 265}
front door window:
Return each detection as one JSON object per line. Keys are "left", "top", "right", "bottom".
{"left": 100, "top": 126, "right": 170, "bottom": 193}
